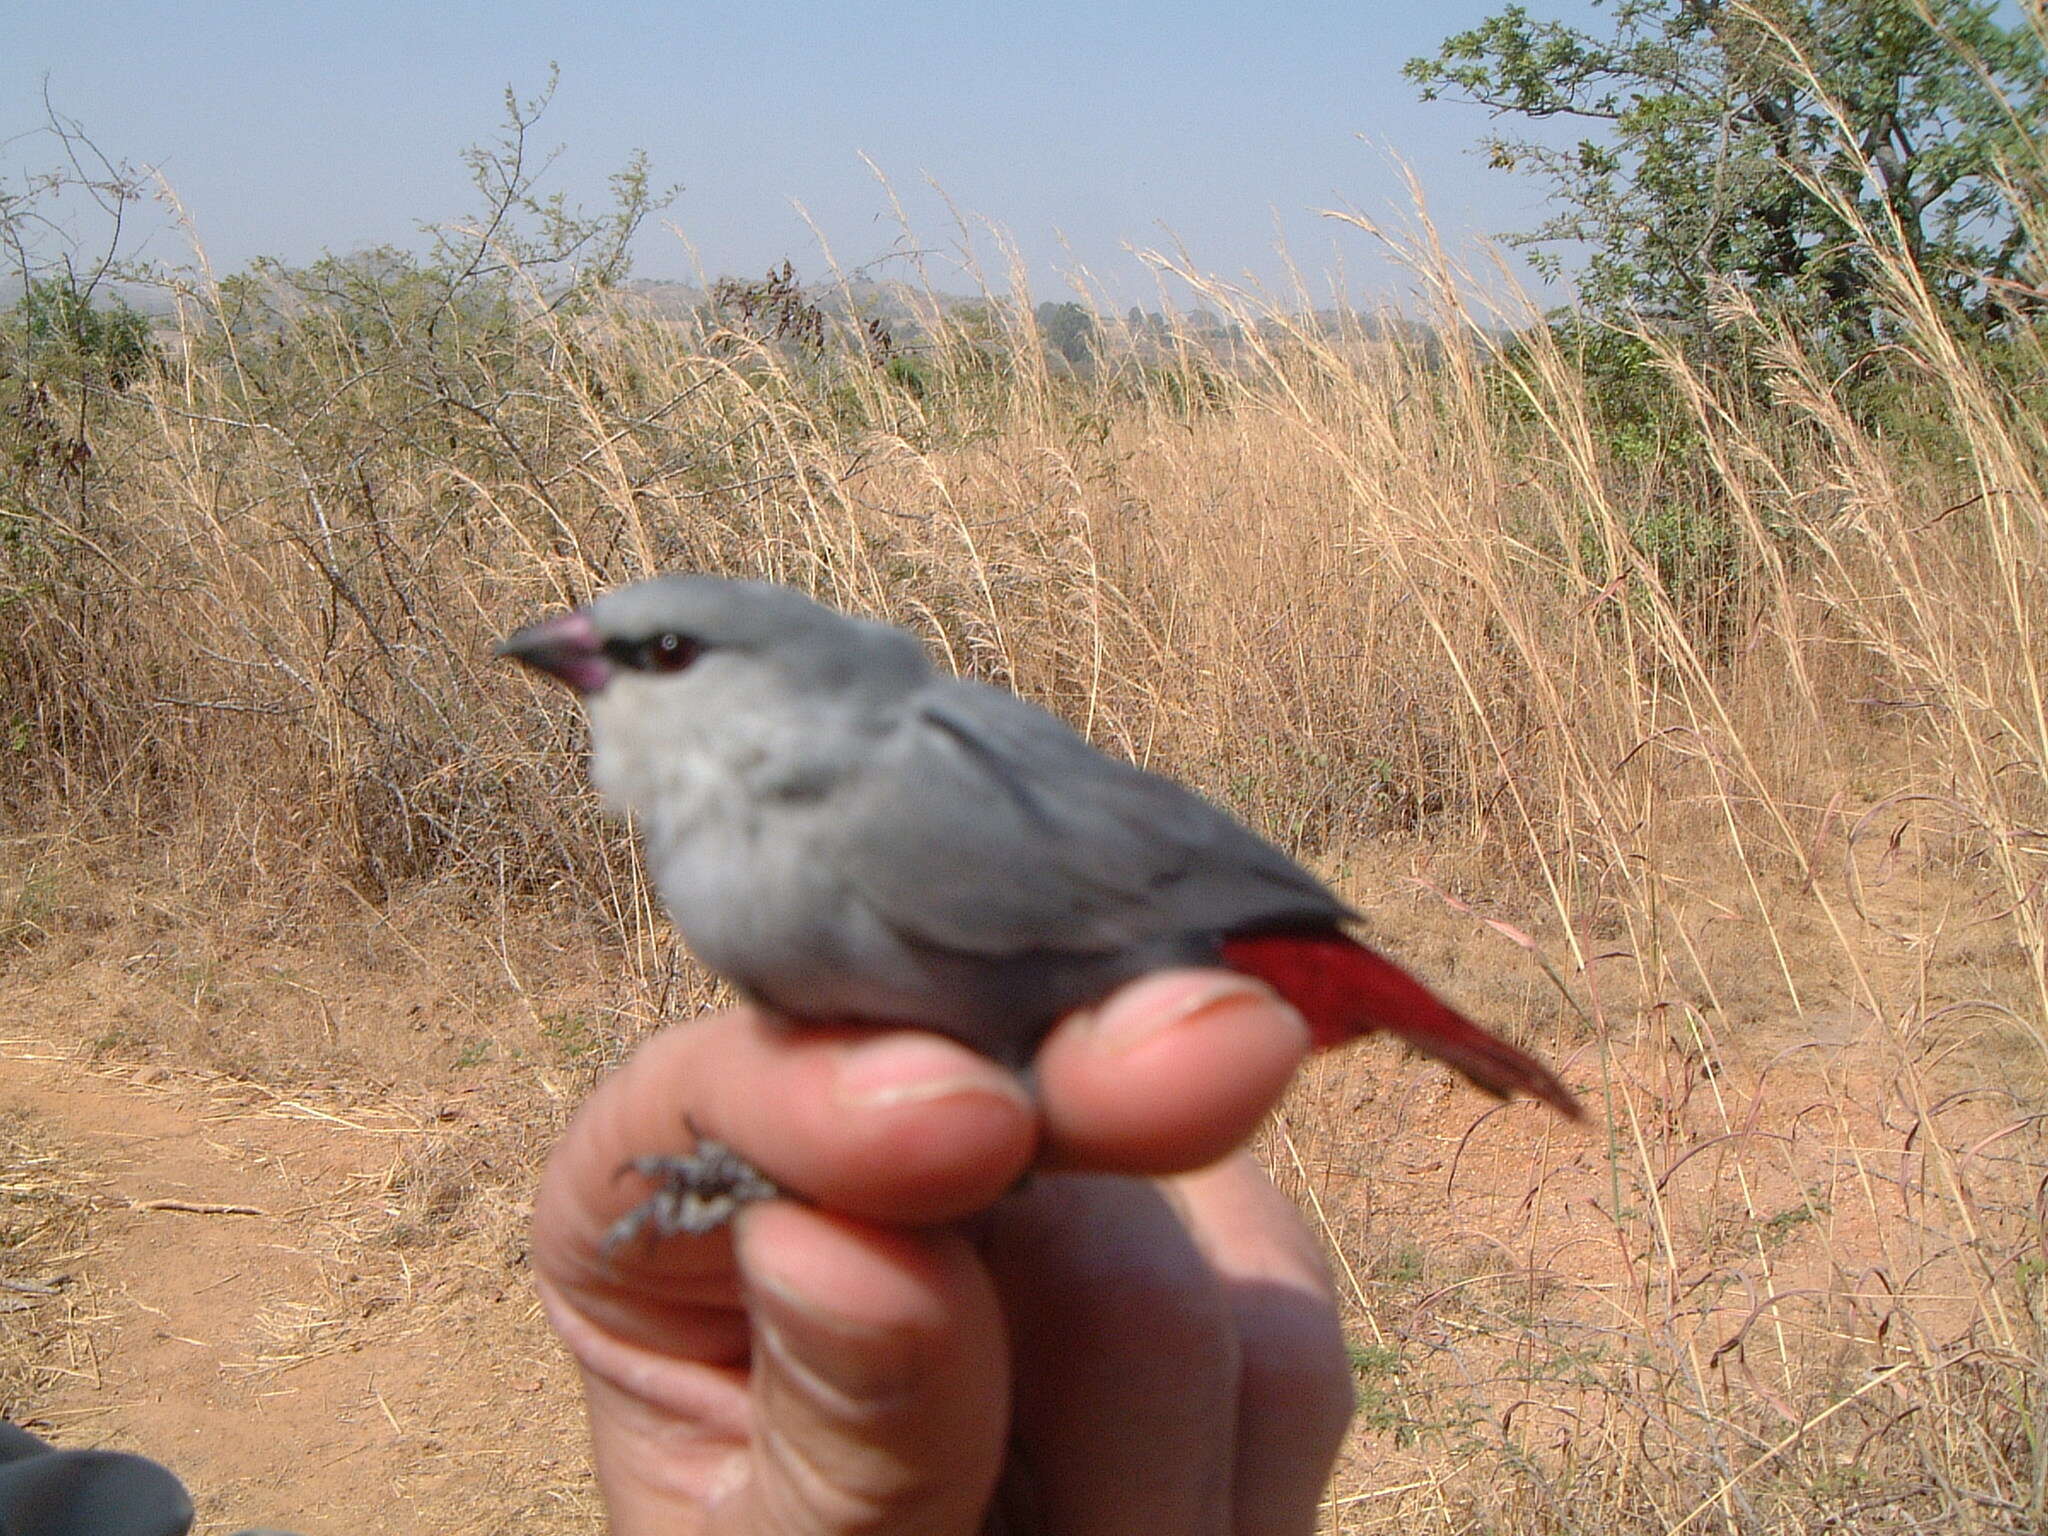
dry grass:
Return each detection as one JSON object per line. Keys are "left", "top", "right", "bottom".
{"left": 0, "top": 1109, "right": 104, "bottom": 1424}
{"left": 4, "top": 145, "right": 2047, "bottom": 1530}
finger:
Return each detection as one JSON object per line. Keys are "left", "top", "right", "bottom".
{"left": 1033, "top": 972, "right": 1310, "bottom": 1175}
{"left": 539, "top": 1007, "right": 1038, "bottom": 1274}
{"left": 985, "top": 1173, "right": 1239, "bottom": 1536}
{"left": 1170, "top": 1158, "right": 1355, "bottom": 1536}
{"left": 532, "top": 1023, "right": 752, "bottom": 1361}
{"left": 537, "top": 1273, "right": 756, "bottom": 1526}
{"left": 712, "top": 1200, "right": 1008, "bottom": 1536}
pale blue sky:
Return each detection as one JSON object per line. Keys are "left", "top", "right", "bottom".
{"left": 3, "top": 2, "right": 1606, "bottom": 305}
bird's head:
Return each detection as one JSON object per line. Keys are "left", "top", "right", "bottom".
{"left": 496, "top": 574, "right": 932, "bottom": 820}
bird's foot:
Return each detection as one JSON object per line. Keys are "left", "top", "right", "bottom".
{"left": 604, "top": 1139, "right": 781, "bottom": 1251}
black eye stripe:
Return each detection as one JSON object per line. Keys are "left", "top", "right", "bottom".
{"left": 604, "top": 632, "right": 704, "bottom": 673}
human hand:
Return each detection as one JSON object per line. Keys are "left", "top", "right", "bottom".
{"left": 531, "top": 971, "right": 1355, "bottom": 1535}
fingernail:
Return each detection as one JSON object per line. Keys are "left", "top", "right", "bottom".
{"left": 1082, "top": 971, "right": 1301, "bottom": 1055}
{"left": 833, "top": 1033, "right": 1030, "bottom": 1111}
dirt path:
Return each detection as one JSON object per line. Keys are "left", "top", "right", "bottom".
{"left": 3, "top": 853, "right": 2040, "bottom": 1532}
{"left": 0, "top": 1039, "right": 599, "bottom": 1534}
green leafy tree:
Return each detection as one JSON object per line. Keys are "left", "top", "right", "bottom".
{"left": 0, "top": 109, "right": 156, "bottom": 559}
{"left": 10, "top": 276, "right": 153, "bottom": 387}
{"left": 1406, "top": 0, "right": 2048, "bottom": 341}
{"left": 1036, "top": 301, "right": 1098, "bottom": 369}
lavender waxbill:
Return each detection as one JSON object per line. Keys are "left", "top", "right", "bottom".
{"left": 500, "top": 575, "right": 1579, "bottom": 1240}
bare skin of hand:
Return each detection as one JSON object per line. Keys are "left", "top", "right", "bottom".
{"left": 531, "top": 970, "right": 1356, "bottom": 1536}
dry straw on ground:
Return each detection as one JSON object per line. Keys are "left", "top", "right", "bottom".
{"left": 4, "top": 159, "right": 2046, "bottom": 1530}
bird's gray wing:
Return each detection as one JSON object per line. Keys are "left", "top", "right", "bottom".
{"left": 832, "top": 680, "right": 1347, "bottom": 958}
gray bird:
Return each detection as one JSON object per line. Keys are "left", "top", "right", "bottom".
{"left": 500, "top": 575, "right": 1579, "bottom": 1237}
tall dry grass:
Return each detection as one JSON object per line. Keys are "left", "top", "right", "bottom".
{"left": 4, "top": 167, "right": 2046, "bottom": 1528}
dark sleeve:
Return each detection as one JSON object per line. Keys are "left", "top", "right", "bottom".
{"left": 0, "top": 1423, "right": 194, "bottom": 1536}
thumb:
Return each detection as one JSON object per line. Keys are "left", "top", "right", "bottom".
{"left": 716, "top": 1203, "right": 1009, "bottom": 1536}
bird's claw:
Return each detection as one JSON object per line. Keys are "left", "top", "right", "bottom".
{"left": 602, "top": 1139, "right": 782, "bottom": 1252}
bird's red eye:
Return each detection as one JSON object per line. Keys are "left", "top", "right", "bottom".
{"left": 643, "top": 632, "right": 701, "bottom": 672}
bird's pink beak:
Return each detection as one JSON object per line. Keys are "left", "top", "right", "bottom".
{"left": 495, "top": 608, "right": 611, "bottom": 695}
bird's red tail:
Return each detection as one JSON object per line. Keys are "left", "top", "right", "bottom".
{"left": 1220, "top": 930, "right": 1582, "bottom": 1120}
